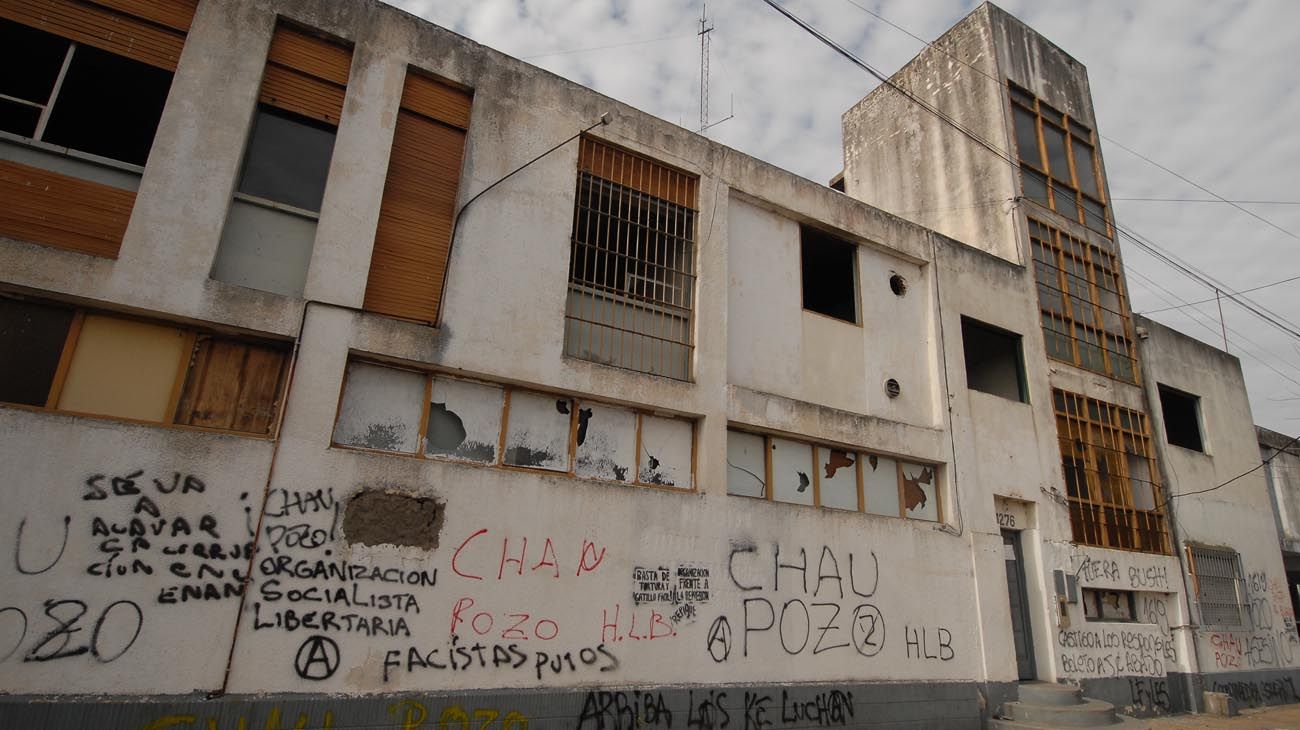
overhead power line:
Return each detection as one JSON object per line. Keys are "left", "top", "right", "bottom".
{"left": 1113, "top": 197, "right": 1300, "bottom": 205}
{"left": 836, "top": 0, "right": 1300, "bottom": 244}
{"left": 1168, "top": 432, "right": 1300, "bottom": 501}
{"left": 762, "top": 0, "right": 1300, "bottom": 344}
{"left": 1140, "top": 274, "right": 1300, "bottom": 314}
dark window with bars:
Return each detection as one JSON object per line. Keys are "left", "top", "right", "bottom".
{"left": 1031, "top": 219, "right": 1137, "bottom": 382}
{"left": 564, "top": 137, "right": 698, "bottom": 380}
{"left": 1053, "top": 389, "right": 1169, "bottom": 554}
{"left": 1009, "top": 82, "right": 1109, "bottom": 236}
{"left": 1188, "top": 545, "right": 1248, "bottom": 628}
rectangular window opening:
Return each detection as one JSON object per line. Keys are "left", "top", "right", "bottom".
{"left": 960, "top": 316, "right": 1027, "bottom": 402}
{"left": 0, "top": 295, "right": 287, "bottom": 435}
{"left": 800, "top": 225, "right": 859, "bottom": 323}
{"left": 1081, "top": 588, "right": 1136, "bottom": 622}
{"left": 1158, "top": 384, "right": 1205, "bottom": 452}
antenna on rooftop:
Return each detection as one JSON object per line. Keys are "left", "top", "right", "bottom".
{"left": 698, "top": 3, "right": 713, "bottom": 131}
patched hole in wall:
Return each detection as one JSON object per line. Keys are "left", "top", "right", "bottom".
{"left": 885, "top": 378, "right": 901, "bottom": 399}
{"left": 342, "top": 490, "right": 444, "bottom": 550}
{"left": 889, "top": 273, "right": 907, "bottom": 296}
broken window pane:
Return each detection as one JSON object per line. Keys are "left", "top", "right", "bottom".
{"left": 237, "top": 106, "right": 337, "bottom": 212}
{"left": 0, "top": 98, "right": 40, "bottom": 137}
{"left": 42, "top": 45, "right": 174, "bottom": 167}
{"left": 426, "top": 376, "right": 503, "bottom": 463}
{"left": 638, "top": 414, "right": 692, "bottom": 488}
{"left": 800, "top": 225, "right": 858, "bottom": 323}
{"left": 900, "top": 461, "right": 939, "bottom": 522}
{"left": 726, "top": 430, "right": 766, "bottom": 498}
{"left": 503, "top": 390, "right": 572, "bottom": 472}
{"left": 331, "top": 362, "right": 424, "bottom": 454}
{"left": 862, "top": 453, "right": 900, "bottom": 517}
{"left": 770, "top": 437, "right": 814, "bottom": 506}
{"left": 575, "top": 403, "right": 636, "bottom": 482}
{"left": 0, "top": 298, "right": 74, "bottom": 406}
{"left": 818, "top": 447, "right": 858, "bottom": 511}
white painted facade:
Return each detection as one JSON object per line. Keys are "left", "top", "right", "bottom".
{"left": 0, "top": 0, "right": 1296, "bottom": 725}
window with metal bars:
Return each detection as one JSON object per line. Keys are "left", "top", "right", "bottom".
{"left": 1188, "top": 545, "right": 1248, "bottom": 628}
{"left": 1031, "top": 219, "right": 1137, "bottom": 382}
{"left": 563, "top": 137, "right": 698, "bottom": 381}
{"left": 1053, "top": 389, "right": 1169, "bottom": 554}
{"left": 1008, "top": 82, "right": 1109, "bottom": 236}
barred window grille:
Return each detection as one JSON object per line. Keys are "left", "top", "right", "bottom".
{"left": 1053, "top": 389, "right": 1169, "bottom": 554}
{"left": 1189, "top": 545, "right": 1248, "bottom": 628}
{"left": 563, "top": 137, "right": 698, "bottom": 380}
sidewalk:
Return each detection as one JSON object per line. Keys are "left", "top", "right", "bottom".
{"left": 1147, "top": 704, "right": 1300, "bottom": 729}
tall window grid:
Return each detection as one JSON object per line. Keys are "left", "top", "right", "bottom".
{"left": 1053, "top": 389, "right": 1168, "bottom": 554}
{"left": 1009, "top": 82, "right": 1109, "bottom": 236}
{"left": 1031, "top": 219, "right": 1137, "bottom": 382}
{"left": 563, "top": 136, "right": 698, "bottom": 381}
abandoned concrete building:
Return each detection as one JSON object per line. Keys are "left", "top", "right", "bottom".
{"left": 1, "top": 0, "right": 1298, "bottom": 728}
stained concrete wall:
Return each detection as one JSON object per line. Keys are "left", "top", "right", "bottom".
{"left": 1261, "top": 426, "right": 1300, "bottom": 557}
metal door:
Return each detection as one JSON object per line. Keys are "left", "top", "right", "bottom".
{"left": 1003, "top": 529, "right": 1036, "bottom": 680}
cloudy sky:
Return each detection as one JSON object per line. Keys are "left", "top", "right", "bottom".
{"left": 388, "top": 0, "right": 1300, "bottom": 435}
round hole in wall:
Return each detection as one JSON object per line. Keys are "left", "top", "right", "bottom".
{"left": 885, "top": 378, "right": 901, "bottom": 399}
{"left": 889, "top": 273, "right": 908, "bottom": 296}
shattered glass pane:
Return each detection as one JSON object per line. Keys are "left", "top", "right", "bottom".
{"left": 638, "top": 414, "right": 692, "bottom": 488}
{"left": 503, "top": 390, "right": 572, "bottom": 472}
{"left": 575, "top": 403, "right": 636, "bottom": 482}
{"left": 819, "top": 447, "right": 858, "bottom": 511}
{"left": 726, "top": 430, "right": 766, "bottom": 498}
{"left": 901, "top": 461, "right": 939, "bottom": 522}
{"left": 863, "top": 453, "right": 900, "bottom": 517}
{"left": 332, "top": 362, "right": 424, "bottom": 454}
{"left": 426, "top": 376, "right": 503, "bottom": 464}
{"left": 770, "top": 437, "right": 814, "bottom": 506}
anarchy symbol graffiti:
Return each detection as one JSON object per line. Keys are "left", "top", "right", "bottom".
{"left": 294, "top": 635, "right": 340, "bottom": 680}
{"left": 706, "top": 616, "right": 732, "bottom": 662}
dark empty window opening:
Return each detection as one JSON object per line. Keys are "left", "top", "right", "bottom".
{"left": 1159, "top": 384, "right": 1204, "bottom": 452}
{"left": 236, "top": 106, "right": 338, "bottom": 212}
{"left": 0, "top": 19, "right": 173, "bottom": 167}
{"left": 801, "top": 225, "right": 858, "bottom": 323}
{"left": 0, "top": 298, "right": 74, "bottom": 407}
{"left": 961, "top": 317, "right": 1028, "bottom": 403}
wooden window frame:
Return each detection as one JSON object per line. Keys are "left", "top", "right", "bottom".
{"left": 1030, "top": 219, "right": 1138, "bottom": 382}
{"left": 330, "top": 358, "right": 697, "bottom": 493}
{"left": 0, "top": 296, "right": 290, "bottom": 438}
{"left": 1052, "top": 388, "right": 1169, "bottom": 555}
{"left": 726, "top": 427, "right": 943, "bottom": 523}
{"left": 1009, "top": 81, "right": 1109, "bottom": 236}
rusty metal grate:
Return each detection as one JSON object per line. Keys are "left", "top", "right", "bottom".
{"left": 563, "top": 137, "right": 698, "bottom": 380}
{"left": 1189, "top": 545, "right": 1248, "bottom": 628}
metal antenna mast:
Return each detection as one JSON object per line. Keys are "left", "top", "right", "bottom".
{"left": 698, "top": 3, "right": 713, "bottom": 130}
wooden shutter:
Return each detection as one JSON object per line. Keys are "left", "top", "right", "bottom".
{"left": 362, "top": 71, "right": 472, "bottom": 324}
{"left": 175, "top": 337, "right": 288, "bottom": 435}
{"left": 0, "top": 159, "right": 134, "bottom": 258}
{"left": 578, "top": 137, "right": 697, "bottom": 209}
{"left": 259, "top": 24, "right": 352, "bottom": 126}
{"left": 0, "top": 0, "right": 197, "bottom": 71}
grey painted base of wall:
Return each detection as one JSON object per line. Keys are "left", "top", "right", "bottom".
{"left": 1077, "top": 669, "right": 1300, "bottom": 718}
{"left": 0, "top": 681, "right": 1012, "bottom": 730}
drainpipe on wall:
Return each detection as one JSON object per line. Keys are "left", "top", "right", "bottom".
{"left": 1134, "top": 323, "right": 1205, "bottom": 713}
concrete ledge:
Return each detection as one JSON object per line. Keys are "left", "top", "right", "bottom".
{"left": 0, "top": 680, "right": 1008, "bottom": 729}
